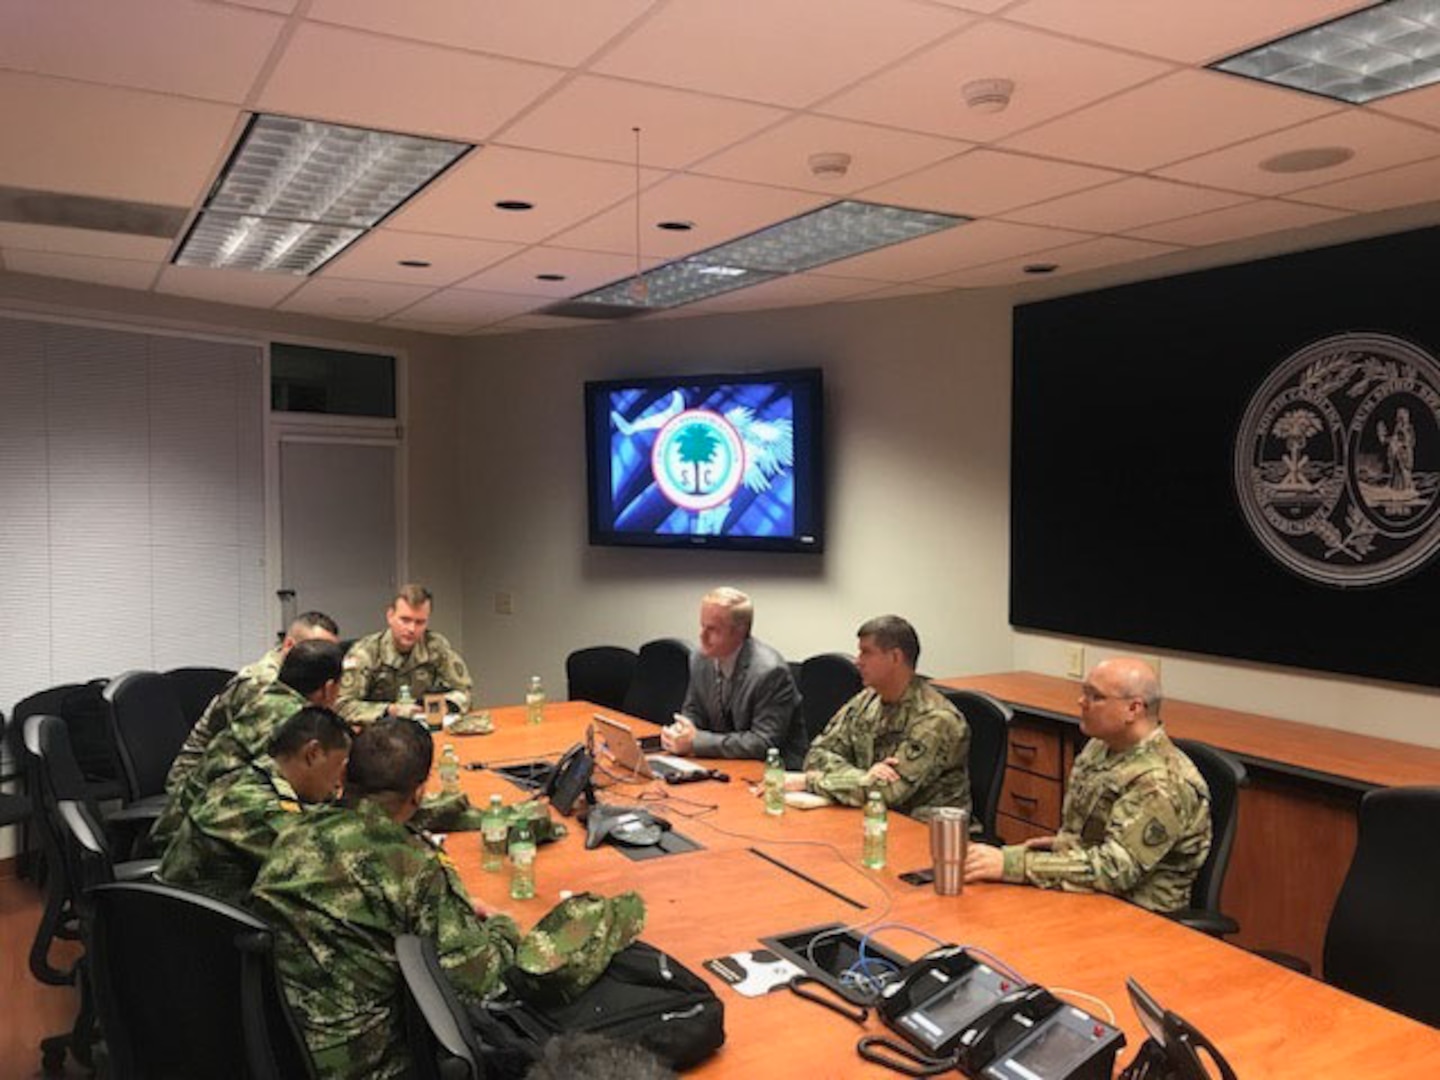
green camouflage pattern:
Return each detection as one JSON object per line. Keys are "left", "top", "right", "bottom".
{"left": 1001, "top": 727, "right": 1211, "bottom": 913}
{"left": 804, "top": 676, "right": 971, "bottom": 821}
{"left": 148, "top": 681, "right": 308, "bottom": 853}
{"left": 411, "top": 793, "right": 568, "bottom": 844}
{"left": 336, "top": 629, "right": 472, "bottom": 726}
{"left": 157, "top": 753, "right": 309, "bottom": 907}
{"left": 249, "top": 798, "right": 521, "bottom": 1080}
{"left": 164, "top": 648, "right": 281, "bottom": 795}
{"left": 508, "top": 891, "right": 646, "bottom": 1007}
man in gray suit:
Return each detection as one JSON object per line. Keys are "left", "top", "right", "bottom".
{"left": 661, "top": 587, "right": 807, "bottom": 768}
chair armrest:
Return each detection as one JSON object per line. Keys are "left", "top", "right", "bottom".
{"left": 114, "top": 857, "right": 160, "bottom": 883}
{"left": 1251, "top": 948, "right": 1312, "bottom": 975}
{"left": 1166, "top": 908, "right": 1240, "bottom": 937}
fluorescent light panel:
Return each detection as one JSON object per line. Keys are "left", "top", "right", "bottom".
{"left": 1212, "top": 0, "right": 1440, "bottom": 104}
{"left": 564, "top": 200, "right": 967, "bottom": 311}
{"left": 175, "top": 115, "right": 470, "bottom": 275}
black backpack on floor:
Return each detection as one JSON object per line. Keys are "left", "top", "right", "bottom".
{"left": 469, "top": 940, "right": 725, "bottom": 1076}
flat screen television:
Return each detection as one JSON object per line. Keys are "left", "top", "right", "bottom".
{"left": 585, "top": 368, "right": 824, "bottom": 553}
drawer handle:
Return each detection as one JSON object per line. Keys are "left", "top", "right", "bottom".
{"left": 1010, "top": 741, "right": 1039, "bottom": 754}
{"left": 1009, "top": 794, "right": 1039, "bottom": 805}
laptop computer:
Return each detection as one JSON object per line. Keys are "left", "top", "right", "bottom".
{"left": 591, "top": 714, "right": 706, "bottom": 781}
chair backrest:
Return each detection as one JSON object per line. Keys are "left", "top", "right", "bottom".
{"left": 936, "top": 688, "right": 1013, "bottom": 840}
{"left": 162, "top": 666, "right": 237, "bottom": 729}
{"left": 396, "top": 934, "right": 484, "bottom": 1080}
{"left": 798, "top": 653, "right": 863, "bottom": 742}
{"left": 621, "top": 638, "right": 693, "bottom": 724}
{"left": 13, "top": 680, "right": 125, "bottom": 794}
{"left": 1171, "top": 737, "right": 1246, "bottom": 916}
{"left": 1322, "top": 785, "right": 1440, "bottom": 1027}
{"left": 89, "top": 880, "right": 316, "bottom": 1080}
{"left": 0, "top": 709, "right": 32, "bottom": 828}
{"left": 104, "top": 670, "right": 192, "bottom": 803}
{"left": 566, "top": 646, "right": 639, "bottom": 711}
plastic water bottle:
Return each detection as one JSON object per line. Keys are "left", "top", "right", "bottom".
{"left": 525, "top": 675, "right": 546, "bottom": 725}
{"left": 397, "top": 683, "right": 415, "bottom": 714}
{"left": 863, "top": 789, "right": 888, "bottom": 869}
{"left": 509, "top": 811, "right": 537, "bottom": 899}
{"left": 481, "top": 795, "right": 507, "bottom": 872}
{"left": 438, "top": 744, "right": 461, "bottom": 795}
{"left": 763, "top": 747, "right": 785, "bottom": 817}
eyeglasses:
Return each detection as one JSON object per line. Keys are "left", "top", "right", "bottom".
{"left": 1080, "top": 686, "right": 1136, "bottom": 704}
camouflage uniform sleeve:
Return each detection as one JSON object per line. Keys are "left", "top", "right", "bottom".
{"left": 414, "top": 850, "right": 520, "bottom": 1001}
{"left": 334, "top": 638, "right": 389, "bottom": 726}
{"left": 1000, "top": 774, "right": 1190, "bottom": 898}
{"left": 803, "top": 697, "right": 873, "bottom": 807}
{"left": 873, "top": 709, "right": 969, "bottom": 813}
{"left": 431, "top": 634, "right": 473, "bottom": 713}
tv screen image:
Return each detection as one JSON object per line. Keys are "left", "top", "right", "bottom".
{"left": 585, "top": 369, "right": 823, "bottom": 553}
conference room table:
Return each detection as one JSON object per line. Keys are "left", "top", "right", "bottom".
{"left": 435, "top": 701, "right": 1440, "bottom": 1078}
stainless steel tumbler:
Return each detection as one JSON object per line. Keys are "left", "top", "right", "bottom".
{"left": 929, "top": 807, "right": 968, "bottom": 896}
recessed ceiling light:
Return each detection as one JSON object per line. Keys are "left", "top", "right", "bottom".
{"left": 656, "top": 220, "right": 694, "bottom": 231}
{"left": 398, "top": 258, "right": 432, "bottom": 268}
{"left": 1023, "top": 263, "right": 1058, "bottom": 275}
{"left": 536, "top": 273, "right": 566, "bottom": 281}
{"left": 1211, "top": 0, "right": 1440, "bottom": 104}
{"left": 495, "top": 199, "right": 534, "bottom": 211}
{"left": 1259, "top": 147, "right": 1356, "bottom": 173}
{"left": 173, "top": 114, "right": 470, "bottom": 275}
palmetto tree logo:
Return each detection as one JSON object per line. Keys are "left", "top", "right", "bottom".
{"left": 652, "top": 409, "right": 745, "bottom": 511}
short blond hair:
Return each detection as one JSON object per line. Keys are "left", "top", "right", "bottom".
{"left": 392, "top": 583, "right": 433, "bottom": 609}
{"left": 702, "top": 587, "right": 753, "bottom": 635}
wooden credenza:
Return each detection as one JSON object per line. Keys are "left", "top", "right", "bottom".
{"left": 939, "top": 671, "right": 1440, "bottom": 974}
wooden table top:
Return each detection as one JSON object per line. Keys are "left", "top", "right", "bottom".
{"left": 436, "top": 700, "right": 1440, "bottom": 1079}
{"left": 939, "top": 671, "right": 1440, "bottom": 790}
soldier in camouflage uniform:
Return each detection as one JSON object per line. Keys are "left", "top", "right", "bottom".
{"left": 964, "top": 657, "right": 1211, "bottom": 914}
{"left": 165, "top": 611, "right": 339, "bottom": 796}
{"left": 799, "top": 616, "right": 971, "bottom": 821}
{"left": 249, "top": 718, "right": 520, "bottom": 1080}
{"left": 159, "top": 706, "right": 351, "bottom": 906}
{"left": 148, "top": 640, "right": 345, "bottom": 852}
{"left": 336, "top": 584, "right": 472, "bottom": 726}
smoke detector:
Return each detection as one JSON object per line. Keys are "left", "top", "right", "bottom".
{"left": 962, "top": 78, "right": 1015, "bottom": 113}
{"left": 808, "top": 152, "right": 852, "bottom": 179}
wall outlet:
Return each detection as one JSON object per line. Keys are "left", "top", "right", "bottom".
{"left": 494, "top": 591, "right": 514, "bottom": 615}
{"left": 1063, "top": 643, "right": 1085, "bottom": 679}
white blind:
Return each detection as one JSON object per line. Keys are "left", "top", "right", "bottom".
{"left": 0, "top": 314, "right": 268, "bottom": 735}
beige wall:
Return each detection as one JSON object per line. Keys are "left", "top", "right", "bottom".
{"left": 457, "top": 289, "right": 1015, "bottom": 705}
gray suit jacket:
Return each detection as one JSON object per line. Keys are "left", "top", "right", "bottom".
{"left": 680, "top": 636, "right": 806, "bottom": 768}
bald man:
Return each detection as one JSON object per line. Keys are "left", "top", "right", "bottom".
{"left": 964, "top": 657, "right": 1211, "bottom": 914}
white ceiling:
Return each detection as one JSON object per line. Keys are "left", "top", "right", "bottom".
{"left": 1, "top": 0, "right": 1437, "bottom": 336}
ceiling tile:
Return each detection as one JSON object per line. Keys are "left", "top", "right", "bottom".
{"left": 0, "top": 222, "right": 172, "bottom": 261}
{"left": 227, "top": 0, "right": 300, "bottom": 12}
{"left": 1127, "top": 199, "right": 1350, "bottom": 246}
{"left": 837, "top": 280, "right": 952, "bottom": 302}
{"left": 257, "top": 23, "right": 563, "bottom": 142}
{"left": 321, "top": 228, "right": 522, "bottom": 287}
{"left": 276, "top": 276, "right": 435, "bottom": 320}
{"left": 0, "top": 72, "right": 240, "bottom": 204}
{"left": 924, "top": 235, "right": 1181, "bottom": 287}
{"left": 1291, "top": 156, "right": 1440, "bottom": 212}
{"left": 1001, "top": 69, "right": 1341, "bottom": 172}
{"left": 385, "top": 146, "right": 665, "bottom": 243}
{"left": 1372, "top": 80, "right": 1440, "bottom": 130}
{"left": 692, "top": 115, "right": 969, "bottom": 194}
{"left": 0, "top": 0, "right": 284, "bottom": 103}
{"left": 394, "top": 287, "right": 551, "bottom": 326}
{"left": 495, "top": 75, "right": 786, "bottom": 169}
{"left": 1156, "top": 111, "right": 1440, "bottom": 196}
{"left": 1003, "top": 176, "right": 1252, "bottom": 232}
{"left": 547, "top": 174, "right": 823, "bottom": 257}
{"left": 821, "top": 219, "right": 1089, "bottom": 281}
{"left": 489, "top": 312, "right": 589, "bottom": 331}
{"left": 458, "top": 246, "right": 658, "bottom": 297}
{"left": 4, "top": 249, "right": 159, "bottom": 290}
{"left": 154, "top": 265, "right": 305, "bottom": 307}
{"left": 860, "top": 149, "right": 1121, "bottom": 218}
{"left": 379, "top": 318, "right": 476, "bottom": 336}
{"left": 305, "top": 0, "right": 653, "bottom": 67}
{"left": 819, "top": 20, "right": 1172, "bottom": 141}
{"left": 592, "top": 0, "right": 966, "bottom": 107}
{"left": 1004, "top": 0, "right": 1371, "bottom": 64}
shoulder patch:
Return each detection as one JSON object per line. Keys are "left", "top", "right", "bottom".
{"left": 342, "top": 656, "right": 359, "bottom": 669}
{"left": 1142, "top": 817, "right": 1170, "bottom": 848}
{"left": 278, "top": 799, "right": 302, "bottom": 814}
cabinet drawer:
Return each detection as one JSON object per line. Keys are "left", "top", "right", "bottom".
{"left": 998, "top": 767, "right": 1061, "bottom": 830}
{"left": 996, "top": 812, "right": 1053, "bottom": 846}
{"left": 1006, "top": 719, "right": 1062, "bottom": 779}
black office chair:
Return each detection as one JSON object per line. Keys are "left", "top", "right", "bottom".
{"left": 397, "top": 934, "right": 485, "bottom": 1080}
{"left": 1168, "top": 738, "right": 1246, "bottom": 937}
{"left": 936, "top": 687, "right": 1012, "bottom": 844}
{"left": 797, "top": 653, "right": 863, "bottom": 742}
{"left": 104, "top": 670, "right": 194, "bottom": 813}
{"left": 621, "top": 638, "right": 693, "bottom": 724}
{"left": 1319, "top": 785, "right": 1440, "bottom": 1027}
{"left": 162, "top": 666, "right": 236, "bottom": 730}
{"left": 13, "top": 680, "right": 128, "bottom": 801}
{"left": 566, "top": 646, "right": 639, "bottom": 711}
{"left": 0, "top": 709, "right": 33, "bottom": 843}
{"left": 88, "top": 880, "right": 317, "bottom": 1080}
